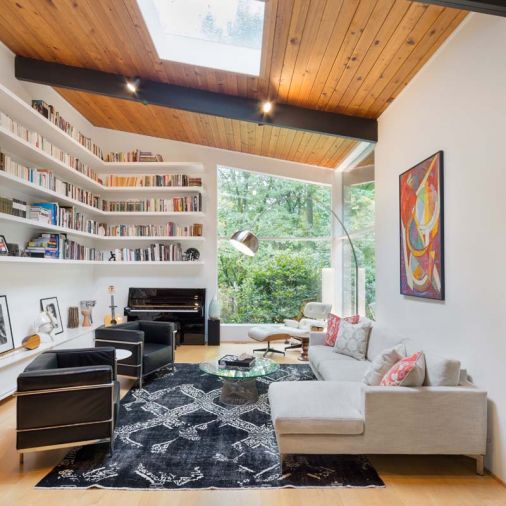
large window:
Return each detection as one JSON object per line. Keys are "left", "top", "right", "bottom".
{"left": 218, "top": 167, "right": 332, "bottom": 323}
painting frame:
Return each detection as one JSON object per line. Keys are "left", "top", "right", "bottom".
{"left": 40, "top": 296, "right": 64, "bottom": 335}
{"left": 0, "top": 235, "right": 8, "bottom": 255}
{"left": 0, "top": 295, "right": 15, "bottom": 355}
{"left": 399, "top": 151, "right": 445, "bottom": 300}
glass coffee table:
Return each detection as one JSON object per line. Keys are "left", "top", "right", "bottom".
{"left": 199, "top": 357, "right": 279, "bottom": 405}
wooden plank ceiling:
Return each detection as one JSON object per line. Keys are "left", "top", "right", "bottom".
{"left": 0, "top": 0, "right": 467, "bottom": 168}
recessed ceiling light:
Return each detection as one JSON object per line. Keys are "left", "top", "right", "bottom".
{"left": 126, "top": 78, "right": 140, "bottom": 93}
{"left": 261, "top": 101, "right": 273, "bottom": 114}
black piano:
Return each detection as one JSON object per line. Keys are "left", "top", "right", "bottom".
{"left": 124, "top": 288, "right": 206, "bottom": 345}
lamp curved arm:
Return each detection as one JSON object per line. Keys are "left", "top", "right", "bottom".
{"left": 328, "top": 208, "right": 359, "bottom": 315}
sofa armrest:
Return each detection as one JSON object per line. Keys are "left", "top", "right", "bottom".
{"left": 283, "top": 319, "right": 300, "bottom": 328}
{"left": 362, "top": 385, "right": 487, "bottom": 454}
{"left": 309, "top": 331, "right": 327, "bottom": 346}
{"left": 17, "top": 365, "right": 113, "bottom": 392}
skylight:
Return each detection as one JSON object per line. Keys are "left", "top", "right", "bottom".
{"left": 137, "top": 0, "right": 265, "bottom": 76}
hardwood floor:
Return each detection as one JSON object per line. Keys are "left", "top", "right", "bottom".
{"left": 1, "top": 342, "right": 505, "bottom": 505}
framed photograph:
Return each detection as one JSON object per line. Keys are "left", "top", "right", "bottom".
{"left": 0, "top": 295, "right": 15, "bottom": 354}
{"left": 399, "top": 151, "right": 444, "bottom": 300}
{"left": 0, "top": 235, "right": 8, "bottom": 255}
{"left": 40, "top": 297, "right": 64, "bottom": 335}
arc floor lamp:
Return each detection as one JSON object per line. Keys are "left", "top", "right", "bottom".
{"left": 230, "top": 208, "right": 360, "bottom": 314}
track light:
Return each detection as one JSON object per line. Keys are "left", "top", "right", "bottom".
{"left": 261, "top": 101, "right": 273, "bottom": 114}
{"left": 126, "top": 77, "right": 140, "bottom": 94}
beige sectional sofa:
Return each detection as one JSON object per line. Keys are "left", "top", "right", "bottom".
{"left": 268, "top": 323, "right": 488, "bottom": 474}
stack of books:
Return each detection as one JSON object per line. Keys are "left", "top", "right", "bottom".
{"left": 103, "top": 174, "right": 201, "bottom": 187}
{"left": 30, "top": 202, "right": 58, "bottom": 225}
{"left": 25, "top": 233, "right": 61, "bottom": 258}
{"left": 218, "top": 354, "right": 256, "bottom": 370}
{"left": 104, "top": 195, "right": 202, "bottom": 213}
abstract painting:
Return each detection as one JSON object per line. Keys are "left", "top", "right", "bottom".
{"left": 399, "top": 151, "right": 444, "bottom": 300}
{"left": 0, "top": 295, "right": 14, "bottom": 354}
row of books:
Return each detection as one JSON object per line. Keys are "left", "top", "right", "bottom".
{"left": 107, "top": 243, "right": 186, "bottom": 262}
{"left": 0, "top": 112, "right": 102, "bottom": 184}
{"left": 0, "top": 195, "right": 27, "bottom": 218}
{"left": 32, "top": 100, "right": 104, "bottom": 159}
{"left": 25, "top": 233, "right": 100, "bottom": 260}
{"left": 104, "top": 150, "right": 164, "bottom": 162}
{"left": 104, "top": 195, "right": 202, "bottom": 213}
{"left": 102, "top": 174, "right": 202, "bottom": 187}
{"left": 105, "top": 223, "right": 203, "bottom": 237}
{"left": 29, "top": 202, "right": 98, "bottom": 234}
{"left": 0, "top": 153, "right": 103, "bottom": 209}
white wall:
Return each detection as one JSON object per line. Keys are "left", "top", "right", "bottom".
{"left": 375, "top": 13, "right": 506, "bottom": 479}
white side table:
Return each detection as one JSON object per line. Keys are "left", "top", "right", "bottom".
{"left": 115, "top": 349, "right": 132, "bottom": 361}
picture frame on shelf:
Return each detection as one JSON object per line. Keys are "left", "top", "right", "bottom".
{"left": 0, "top": 295, "right": 15, "bottom": 355}
{"left": 0, "top": 235, "right": 8, "bottom": 256}
{"left": 40, "top": 297, "right": 64, "bottom": 335}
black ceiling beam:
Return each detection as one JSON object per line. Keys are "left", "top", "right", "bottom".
{"left": 14, "top": 56, "right": 377, "bottom": 143}
{"left": 415, "top": 0, "right": 506, "bottom": 16}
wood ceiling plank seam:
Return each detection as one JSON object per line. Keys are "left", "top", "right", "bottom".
{"left": 200, "top": 113, "right": 220, "bottom": 148}
{"left": 267, "top": 125, "right": 282, "bottom": 158}
{"left": 273, "top": 126, "right": 290, "bottom": 159}
{"left": 304, "top": 0, "right": 360, "bottom": 109}
{"left": 230, "top": 118, "right": 243, "bottom": 153}
{"left": 257, "top": 0, "right": 279, "bottom": 99}
{"left": 157, "top": 107, "right": 185, "bottom": 142}
{"left": 330, "top": 139, "right": 357, "bottom": 166}
{"left": 318, "top": 137, "right": 345, "bottom": 166}
{"left": 215, "top": 115, "right": 231, "bottom": 150}
{"left": 338, "top": 0, "right": 412, "bottom": 111}
{"left": 222, "top": 117, "right": 237, "bottom": 151}
{"left": 276, "top": 0, "right": 312, "bottom": 102}
{"left": 293, "top": 0, "right": 346, "bottom": 107}
{"left": 236, "top": 74, "right": 249, "bottom": 98}
{"left": 246, "top": 121, "right": 258, "bottom": 155}
{"left": 238, "top": 120, "right": 250, "bottom": 153}
{"left": 293, "top": 131, "right": 314, "bottom": 161}
{"left": 357, "top": 4, "right": 446, "bottom": 114}
{"left": 285, "top": 0, "right": 328, "bottom": 104}
{"left": 324, "top": 0, "right": 397, "bottom": 111}
{"left": 260, "top": 124, "right": 273, "bottom": 155}
{"left": 0, "top": 4, "right": 57, "bottom": 61}
{"left": 56, "top": 90, "right": 111, "bottom": 129}
{"left": 307, "top": 134, "right": 335, "bottom": 165}
{"left": 254, "top": 121, "right": 264, "bottom": 156}
{"left": 344, "top": 2, "right": 435, "bottom": 115}
{"left": 316, "top": 0, "right": 379, "bottom": 111}
{"left": 88, "top": 0, "right": 147, "bottom": 77}
{"left": 299, "top": 133, "right": 321, "bottom": 164}
{"left": 280, "top": 128, "right": 300, "bottom": 160}
{"left": 266, "top": 0, "right": 299, "bottom": 101}
{"left": 367, "top": 8, "right": 467, "bottom": 116}
{"left": 285, "top": 130, "right": 304, "bottom": 159}
{"left": 225, "top": 71, "right": 240, "bottom": 97}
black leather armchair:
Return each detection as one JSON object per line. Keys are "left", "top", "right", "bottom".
{"left": 16, "top": 347, "right": 119, "bottom": 464}
{"left": 95, "top": 321, "right": 176, "bottom": 389}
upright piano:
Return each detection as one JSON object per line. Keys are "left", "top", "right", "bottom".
{"left": 124, "top": 287, "right": 206, "bottom": 344}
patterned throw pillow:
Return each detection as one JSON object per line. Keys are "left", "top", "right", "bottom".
{"left": 324, "top": 314, "right": 360, "bottom": 347}
{"left": 333, "top": 318, "right": 372, "bottom": 360}
{"left": 380, "top": 351, "right": 426, "bottom": 387}
{"left": 363, "top": 345, "right": 406, "bottom": 386}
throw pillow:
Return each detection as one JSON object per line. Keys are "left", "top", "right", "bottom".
{"left": 324, "top": 313, "right": 360, "bottom": 347}
{"left": 380, "top": 351, "right": 426, "bottom": 387}
{"left": 363, "top": 345, "right": 406, "bottom": 386}
{"left": 333, "top": 318, "right": 372, "bottom": 360}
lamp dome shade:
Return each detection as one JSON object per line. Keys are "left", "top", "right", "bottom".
{"left": 229, "top": 230, "right": 258, "bottom": 256}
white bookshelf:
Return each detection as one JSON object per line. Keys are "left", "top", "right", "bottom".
{"left": 0, "top": 256, "right": 204, "bottom": 266}
{"left": 0, "top": 83, "right": 207, "bottom": 265}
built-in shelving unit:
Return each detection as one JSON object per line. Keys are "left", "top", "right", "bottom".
{"left": 0, "top": 82, "right": 207, "bottom": 266}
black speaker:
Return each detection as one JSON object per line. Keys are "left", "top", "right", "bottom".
{"left": 208, "top": 319, "right": 220, "bottom": 346}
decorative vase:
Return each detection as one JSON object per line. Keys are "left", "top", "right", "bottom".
{"left": 209, "top": 296, "right": 221, "bottom": 320}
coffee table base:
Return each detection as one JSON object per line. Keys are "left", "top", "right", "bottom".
{"left": 220, "top": 378, "right": 258, "bottom": 405}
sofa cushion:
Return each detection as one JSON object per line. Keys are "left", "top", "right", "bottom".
{"left": 309, "top": 345, "right": 357, "bottom": 373}
{"left": 366, "top": 324, "right": 407, "bottom": 362}
{"left": 324, "top": 314, "right": 359, "bottom": 347}
{"left": 381, "top": 351, "right": 426, "bottom": 387}
{"left": 363, "top": 345, "right": 405, "bottom": 386}
{"left": 319, "top": 359, "right": 370, "bottom": 382}
{"left": 424, "top": 353, "right": 461, "bottom": 386}
{"left": 333, "top": 318, "right": 372, "bottom": 360}
{"left": 269, "top": 381, "right": 364, "bottom": 435}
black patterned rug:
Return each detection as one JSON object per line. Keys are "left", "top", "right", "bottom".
{"left": 36, "top": 363, "right": 383, "bottom": 490}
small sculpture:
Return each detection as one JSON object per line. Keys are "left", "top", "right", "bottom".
{"left": 80, "top": 300, "right": 96, "bottom": 326}
{"left": 109, "top": 251, "right": 116, "bottom": 261}
{"left": 184, "top": 248, "right": 200, "bottom": 261}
